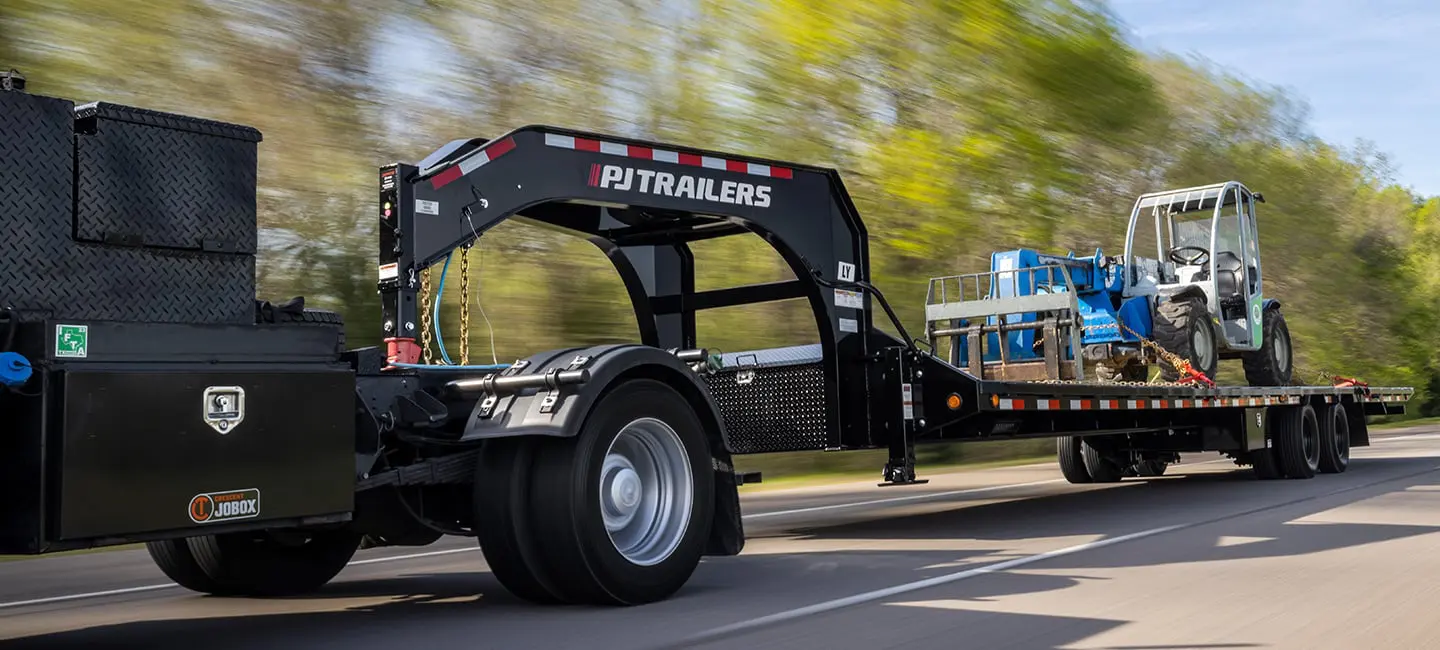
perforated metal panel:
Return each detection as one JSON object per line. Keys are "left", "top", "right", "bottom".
{"left": 703, "top": 345, "right": 830, "bottom": 454}
{"left": 0, "top": 91, "right": 255, "bottom": 324}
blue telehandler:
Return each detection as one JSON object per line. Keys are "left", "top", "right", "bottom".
{"left": 924, "top": 181, "right": 1293, "bottom": 387}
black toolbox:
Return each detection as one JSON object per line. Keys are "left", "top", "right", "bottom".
{"left": 0, "top": 90, "right": 260, "bottom": 325}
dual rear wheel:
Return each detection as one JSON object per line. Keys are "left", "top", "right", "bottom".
{"left": 474, "top": 378, "right": 715, "bottom": 605}
{"left": 1249, "top": 402, "right": 1349, "bottom": 480}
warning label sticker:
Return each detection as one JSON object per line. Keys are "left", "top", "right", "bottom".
{"left": 833, "top": 289, "right": 863, "bottom": 310}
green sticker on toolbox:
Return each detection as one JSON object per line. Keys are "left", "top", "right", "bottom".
{"left": 55, "top": 324, "right": 88, "bottom": 358}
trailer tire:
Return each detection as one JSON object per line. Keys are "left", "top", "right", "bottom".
{"left": 1057, "top": 437, "right": 1092, "bottom": 484}
{"left": 1317, "top": 403, "right": 1350, "bottom": 474}
{"left": 179, "top": 528, "right": 362, "bottom": 597}
{"left": 1274, "top": 405, "right": 1320, "bottom": 480}
{"left": 1081, "top": 441, "right": 1126, "bottom": 483}
{"left": 1250, "top": 447, "right": 1283, "bottom": 480}
{"left": 473, "top": 436, "right": 565, "bottom": 604}
{"left": 526, "top": 378, "right": 714, "bottom": 605}
{"left": 145, "top": 539, "right": 224, "bottom": 594}
{"left": 1135, "top": 459, "right": 1168, "bottom": 477}
{"left": 1242, "top": 308, "right": 1292, "bottom": 386}
{"left": 1154, "top": 297, "right": 1218, "bottom": 382}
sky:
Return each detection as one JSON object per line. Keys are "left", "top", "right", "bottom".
{"left": 1108, "top": 0, "right": 1440, "bottom": 197}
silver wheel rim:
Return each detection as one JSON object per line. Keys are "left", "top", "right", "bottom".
{"left": 1273, "top": 328, "right": 1290, "bottom": 372}
{"left": 599, "top": 417, "right": 693, "bottom": 567}
{"left": 1191, "top": 324, "right": 1214, "bottom": 371}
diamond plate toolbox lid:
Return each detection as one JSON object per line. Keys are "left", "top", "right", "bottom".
{"left": 72, "top": 101, "right": 262, "bottom": 255}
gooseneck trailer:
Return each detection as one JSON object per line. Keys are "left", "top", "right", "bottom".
{"left": 0, "top": 73, "right": 1412, "bottom": 605}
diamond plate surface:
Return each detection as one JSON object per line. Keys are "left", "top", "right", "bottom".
{"left": 76, "top": 112, "right": 259, "bottom": 254}
{"left": 714, "top": 343, "right": 824, "bottom": 369}
{"left": 703, "top": 360, "right": 829, "bottom": 454}
{"left": 0, "top": 91, "right": 254, "bottom": 324}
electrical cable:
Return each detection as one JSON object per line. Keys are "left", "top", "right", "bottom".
{"left": 472, "top": 238, "right": 499, "bottom": 366}
{"left": 387, "top": 361, "right": 510, "bottom": 371}
{"left": 432, "top": 252, "right": 455, "bottom": 365}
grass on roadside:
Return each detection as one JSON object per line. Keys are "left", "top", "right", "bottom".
{"left": 732, "top": 438, "right": 1056, "bottom": 491}
{"left": 1371, "top": 416, "right": 1440, "bottom": 430}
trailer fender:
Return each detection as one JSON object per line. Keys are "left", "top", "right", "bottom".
{"left": 1262, "top": 298, "right": 1282, "bottom": 312}
{"left": 460, "top": 343, "right": 745, "bottom": 556}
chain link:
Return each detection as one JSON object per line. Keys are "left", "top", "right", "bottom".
{"left": 419, "top": 268, "right": 435, "bottom": 365}
{"left": 459, "top": 245, "right": 471, "bottom": 365}
{"left": 1007, "top": 318, "right": 1205, "bottom": 388}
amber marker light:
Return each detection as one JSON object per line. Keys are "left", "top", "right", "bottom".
{"left": 947, "top": 393, "right": 963, "bottom": 410}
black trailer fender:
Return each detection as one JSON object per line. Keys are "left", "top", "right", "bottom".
{"left": 454, "top": 343, "right": 745, "bottom": 556}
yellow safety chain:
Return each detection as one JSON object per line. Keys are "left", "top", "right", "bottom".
{"left": 459, "top": 245, "right": 471, "bottom": 365}
{"left": 1019, "top": 320, "right": 1206, "bottom": 388}
{"left": 419, "top": 267, "right": 435, "bottom": 365}
{"left": 1116, "top": 320, "right": 1213, "bottom": 387}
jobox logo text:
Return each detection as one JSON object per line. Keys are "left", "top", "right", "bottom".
{"left": 189, "top": 488, "right": 261, "bottom": 524}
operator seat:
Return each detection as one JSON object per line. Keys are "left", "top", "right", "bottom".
{"left": 1213, "top": 250, "right": 1244, "bottom": 301}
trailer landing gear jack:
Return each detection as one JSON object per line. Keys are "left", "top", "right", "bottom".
{"left": 881, "top": 421, "right": 929, "bottom": 486}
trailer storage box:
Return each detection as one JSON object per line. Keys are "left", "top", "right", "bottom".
{"left": 73, "top": 102, "right": 260, "bottom": 256}
{"left": 0, "top": 320, "right": 356, "bottom": 553}
{"left": 703, "top": 344, "right": 831, "bottom": 454}
{"left": 0, "top": 91, "right": 257, "bottom": 325}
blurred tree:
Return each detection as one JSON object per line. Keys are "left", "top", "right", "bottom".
{"left": 2, "top": 0, "right": 1435, "bottom": 413}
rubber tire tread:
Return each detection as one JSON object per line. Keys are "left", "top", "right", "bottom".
{"left": 1274, "top": 405, "right": 1319, "bottom": 480}
{"left": 1153, "top": 298, "right": 1217, "bottom": 382}
{"left": 145, "top": 539, "right": 224, "bottom": 594}
{"left": 1242, "top": 308, "right": 1293, "bottom": 386}
{"left": 277, "top": 307, "right": 346, "bottom": 349}
{"left": 274, "top": 307, "right": 344, "bottom": 325}
{"left": 473, "top": 436, "right": 565, "bottom": 604}
{"left": 1317, "top": 403, "right": 1350, "bottom": 474}
{"left": 1136, "top": 460, "right": 1168, "bottom": 477}
{"left": 1056, "top": 437, "right": 1092, "bottom": 484}
{"left": 185, "top": 529, "right": 362, "bottom": 597}
{"left": 1250, "top": 447, "right": 1283, "bottom": 479}
{"left": 527, "top": 378, "right": 715, "bottom": 606}
{"left": 1081, "top": 440, "right": 1126, "bottom": 483}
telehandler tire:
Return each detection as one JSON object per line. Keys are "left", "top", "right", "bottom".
{"left": 1153, "top": 297, "right": 1218, "bottom": 382}
{"left": 1243, "top": 307, "right": 1293, "bottom": 386}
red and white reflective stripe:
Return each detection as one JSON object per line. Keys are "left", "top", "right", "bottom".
{"left": 987, "top": 393, "right": 1320, "bottom": 411}
{"left": 431, "top": 137, "right": 517, "bottom": 189}
{"left": 544, "top": 133, "right": 794, "bottom": 180}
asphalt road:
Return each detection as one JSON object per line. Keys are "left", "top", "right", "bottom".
{"left": 3, "top": 429, "right": 1440, "bottom": 649}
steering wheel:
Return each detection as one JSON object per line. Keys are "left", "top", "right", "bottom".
{"left": 1168, "top": 245, "right": 1210, "bottom": 266}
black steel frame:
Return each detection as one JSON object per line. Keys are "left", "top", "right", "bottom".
{"left": 378, "top": 125, "right": 907, "bottom": 454}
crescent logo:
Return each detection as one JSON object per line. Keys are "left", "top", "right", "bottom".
{"left": 189, "top": 494, "right": 214, "bottom": 522}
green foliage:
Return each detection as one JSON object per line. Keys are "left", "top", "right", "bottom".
{"left": 3, "top": 0, "right": 1437, "bottom": 419}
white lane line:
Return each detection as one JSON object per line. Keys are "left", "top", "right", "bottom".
{"left": 0, "top": 584, "right": 178, "bottom": 611}
{"left": 743, "top": 457, "right": 1232, "bottom": 520}
{"left": 0, "top": 547, "right": 481, "bottom": 611}
{"left": 1376, "top": 433, "right": 1440, "bottom": 443}
{"left": 680, "top": 461, "right": 1440, "bottom": 646}
{"left": 741, "top": 479, "right": 1065, "bottom": 520}
{"left": 0, "top": 456, "right": 1230, "bottom": 612}
{"left": 684, "top": 524, "right": 1185, "bottom": 642}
